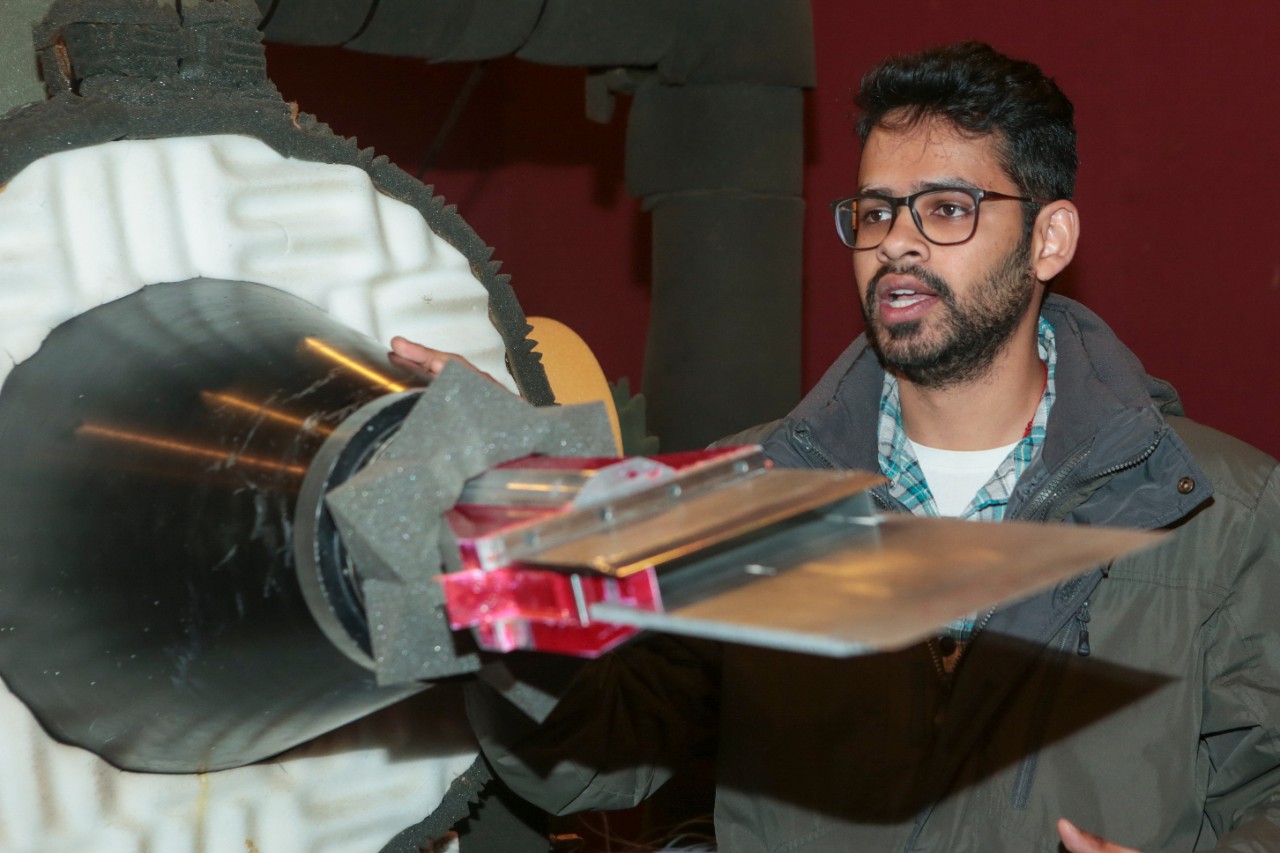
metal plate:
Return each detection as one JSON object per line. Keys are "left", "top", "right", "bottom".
{"left": 519, "top": 467, "right": 885, "bottom": 576}
{"left": 592, "top": 514, "right": 1161, "bottom": 656}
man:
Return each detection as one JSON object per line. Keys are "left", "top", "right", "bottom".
{"left": 394, "top": 42, "right": 1280, "bottom": 852}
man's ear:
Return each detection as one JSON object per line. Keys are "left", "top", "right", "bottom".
{"left": 1031, "top": 200, "right": 1080, "bottom": 282}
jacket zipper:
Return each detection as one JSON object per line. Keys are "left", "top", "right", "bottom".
{"left": 1014, "top": 444, "right": 1092, "bottom": 521}
{"left": 968, "top": 605, "right": 997, "bottom": 645}
{"left": 947, "top": 438, "right": 1116, "bottom": 666}
{"left": 790, "top": 424, "right": 836, "bottom": 470}
{"left": 793, "top": 423, "right": 899, "bottom": 514}
{"left": 929, "top": 604, "right": 997, "bottom": 682}
{"left": 1074, "top": 599, "right": 1091, "bottom": 657}
{"left": 1016, "top": 435, "right": 1162, "bottom": 523}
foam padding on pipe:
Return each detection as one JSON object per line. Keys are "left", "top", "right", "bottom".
{"left": 626, "top": 82, "right": 804, "bottom": 197}
{"left": 0, "top": 0, "right": 53, "bottom": 117}
{"left": 345, "top": 0, "right": 545, "bottom": 60}
{"left": 426, "top": 0, "right": 547, "bottom": 62}
{"left": 256, "top": 0, "right": 376, "bottom": 45}
{"left": 682, "top": 0, "right": 815, "bottom": 86}
{"left": 345, "top": 0, "right": 484, "bottom": 57}
{"left": 516, "top": 0, "right": 688, "bottom": 70}
{"left": 642, "top": 191, "right": 804, "bottom": 450}
{"left": 516, "top": 0, "right": 813, "bottom": 86}
{"left": 327, "top": 361, "right": 615, "bottom": 685}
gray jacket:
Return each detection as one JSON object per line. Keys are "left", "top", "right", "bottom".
{"left": 470, "top": 295, "right": 1280, "bottom": 852}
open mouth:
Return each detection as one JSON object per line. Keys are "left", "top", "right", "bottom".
{"left": 873, "top": 274, "right": 942, "bottom": 319}
{"left": 885, "top": 288, "right": 934, "bottom": 308}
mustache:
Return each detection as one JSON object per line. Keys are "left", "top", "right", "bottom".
{"left": 865, "top": 264, "right": 954, "bottom": 314}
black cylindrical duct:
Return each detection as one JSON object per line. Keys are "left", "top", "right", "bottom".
{"left": 0, "top": 279, "right": 430, "bottom": 772}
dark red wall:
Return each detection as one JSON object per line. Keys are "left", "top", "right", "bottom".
{"left": 266, "top": 1, "right": 1280, "bottom": 457}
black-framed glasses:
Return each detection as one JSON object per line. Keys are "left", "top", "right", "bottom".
{"left": 830, "top": 188, "right": 1048, "bottom": 250}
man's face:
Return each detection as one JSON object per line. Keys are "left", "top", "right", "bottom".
{"left": 854, "top": 114, "right": 1038, "bottom": 389}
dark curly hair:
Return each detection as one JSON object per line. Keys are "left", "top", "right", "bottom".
{"left": 856, "top": 41, "right": 1078, "bottom": 204}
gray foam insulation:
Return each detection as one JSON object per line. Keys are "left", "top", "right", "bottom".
{"left": 254, "top": 0, "right": 376, "bottom": 46}
{"left": 0, "top": 0, "right": 53, "bottom": 117}
{"left": 326, "top": 361, "right": 614, "bottom": 685}
{"left": 644, "top": 192, "right": 804, "bottom": 444}
{"left": 625, "top": 81, "right": 805, "bottom": 198}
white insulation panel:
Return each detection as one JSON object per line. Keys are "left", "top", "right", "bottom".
{"left": 0, "top": 682, "right": 476, "bottom": 852}
{"left": 0, "top": 135, "right": 517, "bottom": 392}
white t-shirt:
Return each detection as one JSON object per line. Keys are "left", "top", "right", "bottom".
{"left": 908, "top": 439, "right": 1019, "bottom": 517}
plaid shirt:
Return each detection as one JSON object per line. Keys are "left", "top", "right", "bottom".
{"left": 878, "top": 317, "right": 1058, "bottom": 642}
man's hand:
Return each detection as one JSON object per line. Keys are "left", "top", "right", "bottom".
{"left": 388, "top": 337, "right": 499, "bottom": 384}
{"left": 388, "top": 336, "right": 455, "bottom": 377}
{"left": 1058, "top": 818, "right": 1142, "bottom": 853}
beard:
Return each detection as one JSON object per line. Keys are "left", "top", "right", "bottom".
{"left": 862, "top": 234, "right": 1035, "bottom": 390}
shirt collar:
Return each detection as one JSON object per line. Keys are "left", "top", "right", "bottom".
{"left": 877, "top": 317, "right": 1058, "bottom": 520}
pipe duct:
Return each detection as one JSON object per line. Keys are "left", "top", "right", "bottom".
{"left": 0, "top": 279, "right": 438, "bottom": 772}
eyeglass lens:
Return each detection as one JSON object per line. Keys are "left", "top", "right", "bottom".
{"left": 837, "top": 190, "right": 980, "bottom": 249}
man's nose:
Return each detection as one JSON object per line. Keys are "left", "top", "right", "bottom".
{"left": 876, "top": 204, "right": 929, "bottom": 262}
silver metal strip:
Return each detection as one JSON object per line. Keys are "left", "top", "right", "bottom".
{"left": 592, "top": 515, "right": 1160, "bottom": 657}
{"left": 512, "top": 464, "right": 884, "bottom": 576}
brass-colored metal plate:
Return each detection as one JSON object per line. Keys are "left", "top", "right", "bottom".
{"left": 592, "top": 515, "right": 1161, "bottom": 656}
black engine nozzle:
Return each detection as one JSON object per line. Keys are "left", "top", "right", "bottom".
{"left": 0, "top": 279, "right": 430, "bottom": 772}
